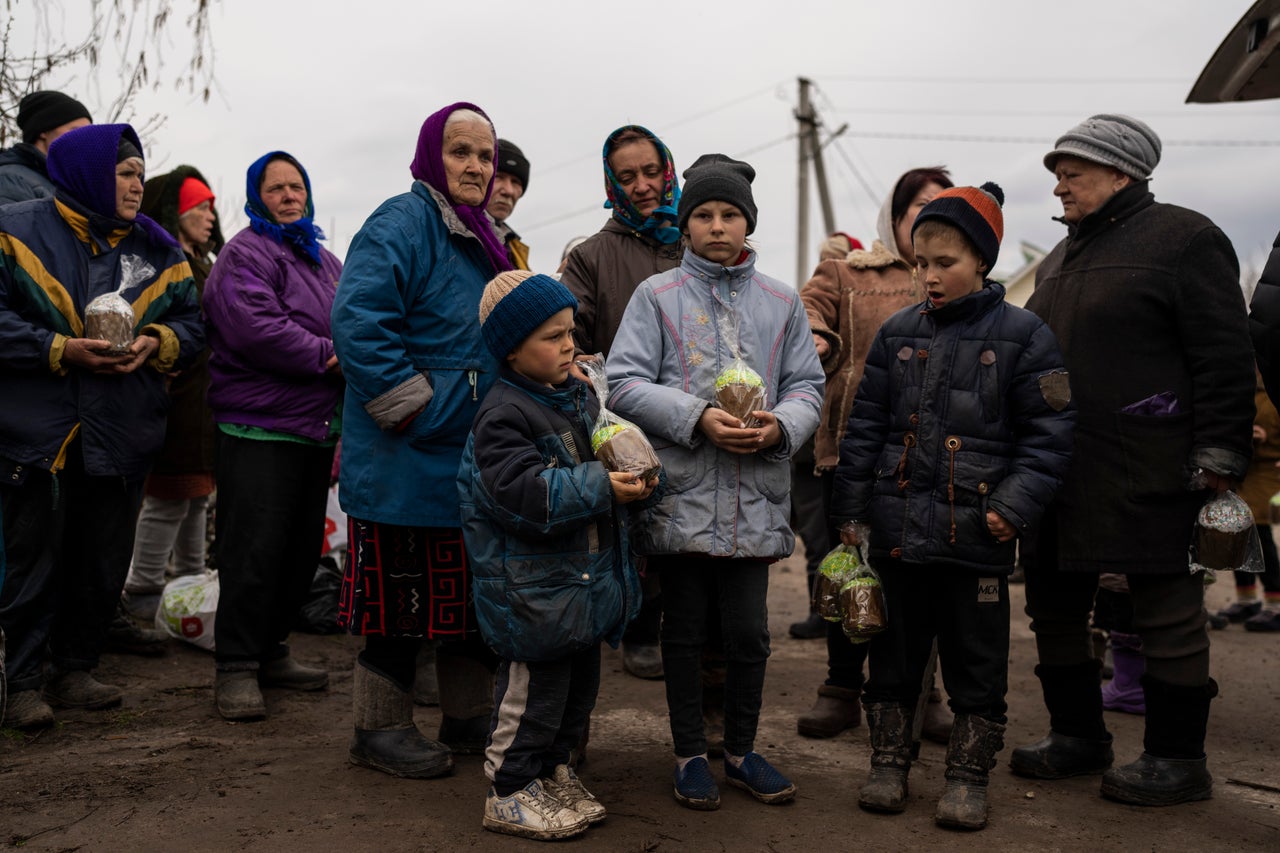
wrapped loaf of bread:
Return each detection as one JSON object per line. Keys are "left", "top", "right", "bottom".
{"left": 814, "top": 545, "right": 861, "bottom": 622}
{"left": 840, "top": 573, "right": 887, "bottom": 643}
{"left": 714, "top": 363, "right": 766, "bottom": 427}
{"left": 83, "top": 292, "right": 135, "bottom": 354}
{"left": 1194, "top": 490, "right": 1253, "bottom": 571}
{"left": 579, "top": 354, "right": 662, "bottom": 481}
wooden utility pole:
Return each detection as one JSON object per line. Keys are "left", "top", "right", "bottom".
{"left": 796, "top": 77, "right": 843, "bottom": 284}
{"left": 795, "top": 77, "right": 813, "bottom": 286}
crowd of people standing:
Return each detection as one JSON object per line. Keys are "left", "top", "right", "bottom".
{"left": 0, "top": 90, "right": 1273, "bottom": 842}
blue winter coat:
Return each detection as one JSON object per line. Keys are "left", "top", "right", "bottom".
{"left": 830, "top": 282, "right": 1074, "bottom": 573}
{"left": 458, "top": 368, "right": 643, "bottom": 661}
{"left": 607, "top": 248, "right": 824, "bottom": 558}
{"left": 0, "top": 144, "right": 53, "bottom": 208}
{"left": 0, "top": 195, "right": 202, "bottom": 477}
{"left": 333, "top": 182, "right": 501, "bottom": 527}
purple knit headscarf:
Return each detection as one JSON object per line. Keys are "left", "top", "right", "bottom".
{"left": 46, "top": 123, "right": 178, "bottom": 249}
{"left": 409, "top": 102, "right": 511, "bottom": 275}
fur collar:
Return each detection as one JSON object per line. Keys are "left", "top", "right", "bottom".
{"left": 844, "top": 239, "right": 904, "bottom": 271}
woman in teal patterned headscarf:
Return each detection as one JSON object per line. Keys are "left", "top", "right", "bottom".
{"left": 601, "top": 125, "right": 681, "bottom": 245}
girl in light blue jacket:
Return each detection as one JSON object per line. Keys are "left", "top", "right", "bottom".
{"left": 607, "top": 154, "right": 824, "bottom": 811}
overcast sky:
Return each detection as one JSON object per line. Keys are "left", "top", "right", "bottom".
{"left": 11, "top": 0, "right": 1280, "bottom": 285}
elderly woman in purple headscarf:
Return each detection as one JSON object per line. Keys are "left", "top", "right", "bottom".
{"left": 0, "top": 123, "right": 202, "bottom": 729}
{"left": 332, "top": 102, "right": 511, "bottom": 780}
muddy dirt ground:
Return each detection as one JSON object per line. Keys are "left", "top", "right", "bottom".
{"left": 2, "top": 545, "right": 1278, "bottom": 852}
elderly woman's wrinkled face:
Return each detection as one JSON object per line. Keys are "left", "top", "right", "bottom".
{"left": 260, "top": 159, "right": 308, "bottom": 224}
{"left": 1052, "top": 155, "right": 1130, "bottom": 224}
{"left": 443, "top": 119, "right": 495, "bottom": 207}
{"left": 115, "top": 157, "right": 144, "bottom": 221}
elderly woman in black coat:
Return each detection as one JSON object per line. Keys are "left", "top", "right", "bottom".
{"left": 1012, "top": 114, "right": 1255, "bottom": 807}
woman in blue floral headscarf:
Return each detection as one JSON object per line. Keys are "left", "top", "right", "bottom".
{"left": 202, "top": 150, "right": 344, "bottom": 723}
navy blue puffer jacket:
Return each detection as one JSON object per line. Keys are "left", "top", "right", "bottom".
{"left": 830, "top": 282, "right": 1074, "bottom": 573}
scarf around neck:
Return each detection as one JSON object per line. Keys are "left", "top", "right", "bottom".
{"left": 409, "top": 102, "right": 512, "bottom": 275}
{"left": 602, "top": 125, "right": 681, "bottom": 245}
{"left": 244, "top": 151, "right": 325, "bottom": 266}
{"left": 46, "top": 123, "right": 178, "bottom": 250}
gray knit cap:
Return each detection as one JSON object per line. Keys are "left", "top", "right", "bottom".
{"left": 677, "top": 153, "right": 758, "bottom": 234}
{"left": 1043, "top": 114, "right": 1162, "bottom": 180}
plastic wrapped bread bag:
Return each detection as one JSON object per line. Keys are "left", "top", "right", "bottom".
{"left": 1191, "top": 490, "right": 1262, "bottom": 574}
{"left": 814, "top": 543, "right": 861, "bottom": 622}
{"left": 83, "top": 254, "right": 155, "bottom": 354}
{"left": 839, "top": 554, "right": 887, "bottom": 643}
{"left": 579, "top": 355, "right": 662, "bottom": 481}
{"left": 83, "top": 292, "right": 136, "bottom": 354}
{"left": 713, "top": 307, "right": 766, "bottom": 426}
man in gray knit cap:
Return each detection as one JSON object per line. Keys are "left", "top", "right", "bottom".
{"left": 1012, "top": 114, "right": 1254, "bottom": 807}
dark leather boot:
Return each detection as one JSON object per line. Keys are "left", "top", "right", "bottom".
{"left": 436, "top": 648, "right": 494, "bottom": 755}
{"left": 859, "top": 701, "right": 913, "bottom": 813}
{"left": 797, "top": 685, "right": 861, "bottom": 738}
{"left": 936, "top": 714, "right": 1005, "bottom": 830}
{"left": 349, "top": 659, "right": 453, "bottom": 778}
{"left": 1010, "top": 661, "right": 1113, "bottom": 778}
{"left": 1100, "top": 676, "right": 1216, "bottom": 806}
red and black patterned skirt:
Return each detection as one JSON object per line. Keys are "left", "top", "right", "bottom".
{"left": 338, "top": 517, "right": 473, "bottom": 639}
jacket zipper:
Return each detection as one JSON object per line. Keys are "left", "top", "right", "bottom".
{"left": 468, "top": 370, "right": 477, "bottom": 401}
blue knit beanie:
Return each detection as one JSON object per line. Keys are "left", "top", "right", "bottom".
{"left": 478, "top": 271, "right": 579, "bottom": 359}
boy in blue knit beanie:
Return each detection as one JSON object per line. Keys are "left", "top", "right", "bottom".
{"left": 460, "top": 269, "right": 660, "bottom": 841}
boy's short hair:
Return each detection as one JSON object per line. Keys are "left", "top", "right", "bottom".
{"left": 478, "top": 270, "right": 578, "bottom": 360}
{"left": 912, "top": 218, "right": 984, "bottom": 264}
{"left": 911, "top": 183, "right": 1004, "bottom": 270}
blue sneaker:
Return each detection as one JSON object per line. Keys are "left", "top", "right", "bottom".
{"left": 724, "top": 752, "right": 797, "bottom": 804}
{"left": 673, "top": 756, "right": 721, "bottom": 810}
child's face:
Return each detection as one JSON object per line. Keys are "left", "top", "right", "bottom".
{"left": 685, "top": 200, "right": 747, "bottom": 265}
{"left": 507, "top": 307, "right": 577, "bottom": 387}
{"left": 914, "top": 231, "right": 984, "bottom": 309}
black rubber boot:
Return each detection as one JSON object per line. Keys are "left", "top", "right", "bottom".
{"left": 859, "top": 702, "right": 913, "bottom": 813}
{"left": 1100, "top": 676, "right": 1216, "bottom": 806}
{"left": 1010, "top": 661, "right": 1113, "bottom": 779}
{"left": 436, "top": 647, "right": 495, "bottom": 755}
{"left": 349, "top": 658, "right": 454, "bottom": 778}
{"left": 936, "top": 714, "right": 1005, "bottom": 830}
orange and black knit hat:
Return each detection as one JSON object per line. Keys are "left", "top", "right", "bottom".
{"left": 912, "top": 182, "right": 1004, "bottom": 270}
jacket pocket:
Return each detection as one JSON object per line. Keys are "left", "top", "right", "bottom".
{"left": 951, "top": 451, "right": 1009, "bottom": 544}
{"left": 650, "top": 440, "right": 705, "bottom": 494}
{"left": 1115, "top": 411, "right": 1194, "bottom": 501}
{"left": 503, "top": 554, "right": 601, "bottom": 661}
{"left": 406, "top": 366, "right": 483, "bottom": 448}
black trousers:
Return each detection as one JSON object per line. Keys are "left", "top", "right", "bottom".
{"left": 863, "top": 559, "right": 1010, "bottom": 723}
{"left": 655, "top": 556, "right": 770, "bottom": 758}
{"left": 213, "top": 432, "right": 333, "bottom": 667}
{"left": 0, "top": 442, "right": 143, "bottom": 691}
{"left": 487, "top": 644, "right": 600, "bottom": 796}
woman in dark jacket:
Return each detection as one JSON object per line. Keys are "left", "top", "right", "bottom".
{"left": 118, "top": 167, "right": 225, "bottom": 632}
{"left": 1012, "top": 114, "right": 1255, "bottom": 807}
{"left": 203, "top": 151, "right": 344, "bottom": 722}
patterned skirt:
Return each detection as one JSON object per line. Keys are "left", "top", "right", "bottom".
{"left": 338, "top": 517, "right": 473, "bottom": 639}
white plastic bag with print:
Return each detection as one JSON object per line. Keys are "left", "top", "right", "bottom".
{"left": 156, "top": 570, "right": 219, "bottom": 651}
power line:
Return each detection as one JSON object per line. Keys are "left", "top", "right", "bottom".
{"left": 821, "top": 105, "right": 1280, "bottom": 120}
{"left": 839, "top": 130, "right": 1280, "bottom": 147}
{"left": 818, "top": 74, "right": 1189, "bottom": 85}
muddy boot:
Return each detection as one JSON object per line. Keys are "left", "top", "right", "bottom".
{"left": 1101, "top": 676, "right": 1216, "bottom": 806}
{"left": 259, "top": 654, "right": 328, "bottom": 691}
{"left": 437, "top": 648, "right": 494, "bottom": 755}
{"left": 1100, "top": 632, "right": 1145, "bottom": 714}
{"left": 413, "top": 639, "right": 440, "bottom": 707}
{"left": 921, "top": 684, "right": 953, "bottom": 745}
{"left": 797, "top": 685, "right": 861, "bottom": 738}
{"left": 859, "top": 701, "right": 913, "bottom": 813}
{"left": 935, "top": 714, "right": 1005, "bottom": 830}
{"left": 44, "top": 670, "right": 123, "bottom": 710}
{"left": 215, "top": 670, "right": 266, "bottom": 721}
{"left": 349, "top": 658, "right": 453, "bottom": 778}
{"left": 1010, "top": 661, "right": 1113, "bottom": 779}
{"left": 621, "top": 642, "right": 664, "bottom": 679}
{"left": 4, "top": 689, "right": 54, "bottom": 729}
{"left": 105, "top": 603, "right": 168, "bottom": 657}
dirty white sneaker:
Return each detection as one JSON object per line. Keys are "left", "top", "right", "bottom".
{"left": 483, "top": 780, "right": 589, "bottom": 840}
{"left": 545, "top": 764, "right": 607, "bottom": 824}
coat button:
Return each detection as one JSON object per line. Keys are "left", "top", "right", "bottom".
{"left": 909, "top": 413, "right": 919, "bottom": 425}
{"left": 581, "top": 573, "right": 590, "bottom": 580}
{"left": 978, "top": 482, "right": 989, "bottom": 495}
{"left": 890, "top": 547, "right": 903, "bottom": 558}
{"left": 917, "top": 349, "right": 928, "bottom": 359}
